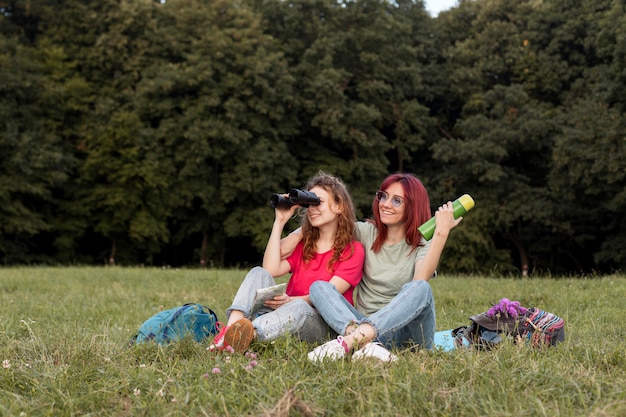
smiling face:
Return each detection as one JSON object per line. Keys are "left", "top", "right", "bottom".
{"left": 378, "top": 181, "right": 406, "bottom": 227}
{"left": 305, "top": 186, "right": 340, "bottom": 229}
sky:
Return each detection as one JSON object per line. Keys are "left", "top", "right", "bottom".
{"left": 423, "top": 0, "right": 458, "bottom": 16}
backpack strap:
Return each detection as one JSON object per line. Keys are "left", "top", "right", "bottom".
{"left": 161, "top": 303, "right": 196, "bottom": 342}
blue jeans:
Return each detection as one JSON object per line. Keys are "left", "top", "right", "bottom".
{"left": 227, "top": 267, "right": 335, "bottom": 343}
{"left": 309, "top": 279, "right": 436, "bottom": 349}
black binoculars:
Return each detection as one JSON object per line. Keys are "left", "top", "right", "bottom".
{"left": 270, "top": 189, "right": 320, "bottom": 209}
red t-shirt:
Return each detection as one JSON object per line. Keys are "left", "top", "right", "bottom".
{"left": 286, "top": 241, "right": 365, "bottom": 305}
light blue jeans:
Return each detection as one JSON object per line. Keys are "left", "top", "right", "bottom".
{"left": 309, "top": 279, "right": 436, "bottom": 349}
{"left": 227, "top": 267, "right": 335, "bottom": 343}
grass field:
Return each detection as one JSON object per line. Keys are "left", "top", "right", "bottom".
{"left": 0, "top": 267, "right": 624, "bottom": 416}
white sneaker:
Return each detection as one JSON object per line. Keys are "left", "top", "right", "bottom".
{"left": 308, "top": 336, "right": 347, "bottom": 363}
{"left": 352, "top": 342, "right": 398, "bottom": 362}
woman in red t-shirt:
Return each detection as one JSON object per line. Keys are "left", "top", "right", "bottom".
{"left": 210, "top": 171, "right": 365, "bottom": 353}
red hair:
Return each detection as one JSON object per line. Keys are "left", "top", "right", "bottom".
{"left": 368, "top": 173, "right": 431, "bottom": 253}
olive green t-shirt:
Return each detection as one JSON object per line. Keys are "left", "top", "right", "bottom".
{"left": 355, "top": 221, "right": 430, "bottom": 315}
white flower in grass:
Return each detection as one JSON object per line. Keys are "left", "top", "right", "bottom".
{"left": 133, "top": 388, "right": 141, "bottom": 396}
{"left": 2, "top": 360, "right": 10, "bottom": 369}
{"left": 156, "top": 389, "right": 165, "bottom": 397}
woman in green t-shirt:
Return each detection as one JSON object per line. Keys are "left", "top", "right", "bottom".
{"left": 284, "top": 173, "right": 463, "bottom": 362}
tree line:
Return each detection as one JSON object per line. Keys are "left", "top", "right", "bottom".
{"left": 1, "top": 0, "right": 624, "bottom": 274}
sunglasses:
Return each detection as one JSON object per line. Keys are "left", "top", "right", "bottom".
{"left": 375, "top": 191, "right": 404, "bottom": 208}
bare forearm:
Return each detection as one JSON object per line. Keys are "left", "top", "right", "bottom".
{"left": 413, "top": 200, "right": 461, "bottom": 281}
{"left": 413, "top": 229, "right": 449, "bottom": 281}
{"left": 263, "top": 219, "right": 288, "bottom": 274}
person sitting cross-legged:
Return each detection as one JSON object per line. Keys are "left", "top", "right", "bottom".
{"left": 281, "top": 173, "right": 462, "bottom": 362}
{"left": 210, "top": 171, "right": 365, "bottom": 354}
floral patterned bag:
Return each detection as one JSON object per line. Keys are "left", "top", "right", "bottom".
{"left": 451, "top": 298, "right": 565, "bottom": 350}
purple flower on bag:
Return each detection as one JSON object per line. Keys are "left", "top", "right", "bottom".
{"left": 486, "top": 298, "right": 528, "bottom": 319}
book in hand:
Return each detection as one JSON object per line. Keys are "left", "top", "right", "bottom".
{"left": 250, "top": 283, "right": 287, "bottom": 314}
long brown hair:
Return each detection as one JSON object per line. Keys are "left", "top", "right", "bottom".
{"left": 369, "top": 173, "right": 431, "bottom": 253}
{"left": 300, "top": 171, "right": 357, "bottom": 272}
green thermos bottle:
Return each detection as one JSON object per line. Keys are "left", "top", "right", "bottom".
{"left": 418, "top": 194, "right": 475, "bottom": 241}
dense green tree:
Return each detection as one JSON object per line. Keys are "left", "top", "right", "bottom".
{"left": 431, "top": 0, "right": 625, "bottom": 273}
{"left": 0, "top": 3, "right": 82, "bottom": 264}
{"left": 253, "top": 0, "right": 437, "bottom": 217}
{"left": 77, "top": 110, "right": 173, "bottom": 265}
{"left": 0, "top": 0, "right": 623, "bottom": 273}
{"left": 549, "top": 100, "right": 626, "bottom": 271}
{"left": 527, "top": 0, "right": 626, "bottom": 271}
{"left": 130, "top": 0, "right": 298, "bottom": 265}
{"left": 57, "top": 0, "right": 175, "bottom": 265}
{"left": 600, "top": 1, "right": 626, "bottom": 111}
{"left": 0, "top": 37, "right": 53, "bottom": 262}
{"left": 518, "top": 0, "right": 615, "bottom": 108}
{"left": 431, "top": 85, "right": 557, "bottom": 274}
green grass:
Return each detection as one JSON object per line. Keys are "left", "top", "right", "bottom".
{"left": 0, "top": 267, "right": 624, "bottom": 416}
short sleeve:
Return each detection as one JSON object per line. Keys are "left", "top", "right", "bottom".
{"left": 332, "top": 241, "right": 365, "bottom": 286}
{"left": 286, "top": 242, "right": 304, "bottom": 274}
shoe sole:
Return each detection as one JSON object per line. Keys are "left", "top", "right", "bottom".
{"left": 307, "top": 351, "right": 344, "bottom": 363}
{"left": 352, "top": 353, "right": 398, "bottom": 362}
{"left": 224, "top": 318, "right": 254, "bottom": 353}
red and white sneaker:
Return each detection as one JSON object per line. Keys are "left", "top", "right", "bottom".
{"left": 209, "top": 322, "right": 230, "bottom": 352}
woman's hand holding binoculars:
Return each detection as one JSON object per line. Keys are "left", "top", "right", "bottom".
{"left": 269, "top": 189, "right": 320, "bottom": 209}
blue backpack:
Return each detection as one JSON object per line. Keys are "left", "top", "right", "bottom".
{"left": 132, "top": 303, "right": 219, "bottom": 345}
